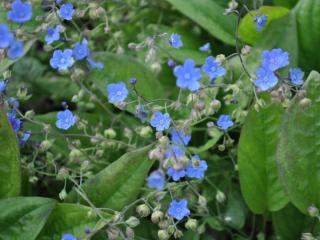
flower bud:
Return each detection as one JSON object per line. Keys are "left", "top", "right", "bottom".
{"left": 241, "top": 45, "right": 251, "bottom": 55}
{"left": 308, "top": 205, "right": 319, "bottom": 217}
{"left": 124, "top": 128, "right": 133, "bottom": 139}
{"left": 139, "top": 126, "right": 153, "bottom": 138}
{"left": 174, "top": 229, "right": 183, "bottom": 239}
{"left": 57, "top": 167, "right": 69, "bottom": 180}
{"left": 39, "top": 139, "right": 54, "bottom": 152}
{"left": 216, "top": 190, "right": 226, "bottom": 203}
{"left": 136, "top": 204, "right": 150, "bottom": 217}
{"left": 218, "top": 144, "right": 225, "bottom": 151}
{"left": 167, "top": 225, "right": 175, "bottom": 235}
{"left": 59, "top": 188, "right": 67, "bottom": 200}
{"left": 104, "top": 128, "right": 117, "bottom": 139}
{"left": 69, "top": 148, "right": 83, "bottom": 162}
{"left": 210, "top": 99, "right": 221, "bottom": 110}
{"left": 24, "top": 110, "right": 35, "bottom": 119}
{"left": 126, "top": 227, "right": 135, "bottom": 240}
{"left": 158, "top": 230, "right": 169, "bottom": 240}
{"left": 151, "top": 210, "right": 164, "bottom": 224}
{"left": 125, "top": 216, "right": 140, "bottom": 228}
{"left": 198, "top": 195, "right": 207, "bottom": 207}
{"left": 158, "top": 220, "right": 169, "bottom": 229}
{"left": 107, "top": 227, "right": 120, "bottom": 240}
{"left": 216, "top": 54, "right": 226, "bottom": 64}
{"left": 185, "top": 218, "right": 198, "bottom": 231}
{"left": 299, "top": 98, "right": 312, "bottom": 109}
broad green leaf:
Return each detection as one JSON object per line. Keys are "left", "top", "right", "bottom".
{"left": 66, "top": 144, "right": 155, "bottom": 210}
{"left": 277, "top": 71, "right": 320, "bottom": 213}
{"left": 274, "top": 0, "right": 299, "bottom": 8}
{"left": 0, "top": 107, "right": 20, "bottom": 198}
{"left": 272, "top": 203, "right": 305, "bottom": 240}
{"left": 38, "top": 203, "right": 108, "bottom": 240}
{"left": 223, "top": 191, "right": 247, "bottom": 229}
{"left": 164, "top": 0, "right": 236, "bottom": 45}
{"left": 238, "top": 95, "right": 289, "bottom": 214}
{"left": 0, "top": 197, "right": 56, "bottom": 240}
{"left": 89, "top": 53, "right": 165, "bottom": 111}
{"left": 205, "top": 216, "right": 224, "bottom": 231}
{"left": 239, "top": 6, "right": 290, "bottom": 45}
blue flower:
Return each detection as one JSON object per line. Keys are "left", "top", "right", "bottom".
{"left": 261, "top": 48, "right": 289, "bottom": 71}
{"left": 7, "top": 0, "right": 32, "bottom": 24}
{"left": 169, "top": 33, "right": 183, "bottom": 49}
{"left": 50, "top": 49, "right": 75, "bottom": 71}
{"left": 165, "top": 145, "right": 185, "bottom": 159}
{"left": 199, "top": 42, "right": 210, "bottom": 52}
{"left": 0, "top": 24, "right": 14, "bottom": 49}
{"left": 168, "top": 199, "right": 190, "bottom": 220}
{"left": 186, "top": 156, "right": 208, "bottom": 179}
{"left": 254, "top": 67, "right": 278, "bottom": 91}
{"left": 7, "top": 40, "right": 24, "bottom": 60}
{"left": 107, "top": 82, "right": 128, "bottom": 103}
{"left": 61, "top": 234, "right": 77, "bottom": 240}
{"left": 171, "top": 129, "right": 191, "bottom": 145}
{"left": 167, "top": 59, "right": 176, "bottom": 69}
{"left": 254, "top": 15, "right": 268, "bottom": 32}
{"left": 135, "top": 104, "right": 148, "bottom": 123}
{"left": 6, "top": 111, "right": 21, "bottom": 132}
{"left": 202, "top": 56, "right": 226, "bottom": 81}
{"left": 73, "top": 39, "right": 90, "bottom": 60}
{"left": 87, "top": 57, "right": 104, "bottom": 70}
{"left": 217, "top": 115, "right": 234, "bottom": 130}
{"left": 20, "top": 131, "right": 31, "bottom": 145}
{"left": 0, "top": 80, "right": 7, "bottom": 92}
{"left": 289, "top": 68, "right": 304, "bottom": 86}
{"left": 56, "top": 109, "right": 77, "bottom": 130}
{"left": 147, "top": 170, "right": 166, "bottom": 191}
{"left": 167, "top": 166, "right": 186, "bottom": 181}
{"left": 174, "top": 59, "right": 202, "bottom": 91}
{"left": 45, "top": 26, "right": 60, "bottom": 45}
{"left": 150, "top": 111, "right": 171, "bottom": 131}
{"left": 8, "top": 97, "right": 20, "bottom": 108}
{"left": 59, "top": 3, "right": 75, "bottom": 21}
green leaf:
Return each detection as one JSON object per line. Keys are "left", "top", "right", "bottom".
{"left": 189, "top": 128, "right": 223, "bottom": 154}
{"left": 164, "top": 0, "right": 236, "bottom": 45}
{"left": 223, "top": 191, "right": 247, "bottom": 229}
{"left": 89, "top": 53, "right": 164, "bottom": 112}
{"left": 238, "top": 95, "right": 289, "bottom": 214}
{"left": 239, "top": 6, "right": 290, "bottom": 45}
{"left": 0, "top": 197, "right": 55, "bottom": 240}
{"left": 272, "top": 203, "right": 305, "bottom": 240}
{"left": 0, "top": 107, "right": 20, "bottom": 198}
{"left": 274, "top": 0, "right": 299, "bottom": 8}
{"left": 277, "top": 71, "right": 320, "bottom": 213}
{"left": 66, "top": 144, "right": 155, "bottom": 210}
{"left": 38, "top": 203, "right": 108, "bottom": 240}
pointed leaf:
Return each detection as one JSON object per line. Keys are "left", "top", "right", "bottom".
{"left": 277, "top": 71, "right": 320, "bottom": 213}
{"left": 0, "top": 197, "right": 55, "bottom": 240}
{"left": 238, "top": 95, "right": 289, "bottom": 214}
{"left": 66, "top": 144, "right": 154, "bottom": 210}
{"left": 0, "top": 107, "right": 20, "bottom": 198}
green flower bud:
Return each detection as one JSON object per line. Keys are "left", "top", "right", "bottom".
{"left": 151, "top": 210, "right": 164, "bottom": 224}
{"left": 218, "top": 144, "right": 225, "bottom": 151}
{"left": 308, "top": 205, "right": 319, "bottom": 217}
{"left": 39, "top": 139, "right": 54, "bottom": 152}
{"left": 174, "top": 229, "right": 183, "bottom": 239}
{"left": 299, "top": 98, "right": 312, "bottom": 109}
{"left": 167, "top": 225, "right": 175, "bottom": 235}
{"left": 126, "top": 227, "right": 135, "bottom": 240}
{"left": 136, "top": 204, "right": 150, "bottom": 217}
{"left": 104, "top": 128, "right": 117, "bottom": 139}
{"left": 107, "top": 227, "right": 120, "bottom": 240}
{"left": 158, "top": 230, "right": 169, "bottom": 240}
{"left": 210, "top": 99, "right": 221, "bottom": 110}
{"left": 158, "top": 220, "right": 169, "bottom": 229}
{"left": 111, "top": 212, "right": 121, "bottom": 223}
{"left": 139, "top": 126, "right": 153, "bottom": 138}
{"left": 125, "top": 216, "right": 140, "bottom": 228}
{"left": 24, "top": 110, "right": 35, "bottom": 119}
{"left": 185, "top": 218, "right": 198, "bottom": 231}
{"left": 69, "top": 148, "right": 83, "bottom": 162}
{"left": 198, "top": 195, "right": 207, "bottom": 207}
{"left": 71, "top": 68, "right": 85, "bottom": 82}
{"left": 17, "top": 87, "right": 31, "bottom": 101}
{"left": 56, "top": 167, "right": 69, "bottom": 180}
{"left": 58, "top": 188, "right": 67, "bottom": 200}
{"left": 216, "top": 190, "right": 226, "bottom": 203}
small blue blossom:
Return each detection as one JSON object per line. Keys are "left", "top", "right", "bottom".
{"left": 8, "top": 97, "right": 20, "bottom": 108}
{"left": 73, "top": 39, "right": 90, "bottom": 60}
{"left": 7, "top": 111, "right": 21, "bottom": 132}
{"left": 7, "top": 0, "right": 32, "bottom": 24}
{"left": 254, "top": 67, "right": 278, "bottom": 91}
{"left": 202, "top": 56, "right": 226, "bottom": 81}
{"left": 50, "top": 49, "right": 75, "bottom": 71}
{"left": 167, "top": 59, "right": 176, "bottom": 69}
{"left": 56, "top": 109, "right": 77, "bottom": 130}
{"left": 129, "top": 78, "right": 137, "bottom": 85}
{"left": 87, "top": 57, "right": 104, "bottom": 70}
{"left": 165, "top": 145, "right": 185, "bottom": 159}
{"left": 61, "top": 234, "right": 77, "bottom": 240}
{"left": 169, "top": 33, "right": 183, "bottom": 48}
{"left": 167, "top": 167, "right": 186, "bottom": 182}
{"left": 45, "top": 26, "right": 60, "bottom": 45}
{"left": 0, "top": 80, "right": 7, "bottom": 92}
{"left": 174, "top": 59, "right": 202, "bottom": 91}
{"left": 199, "top": 42, "right": 210, "bottom": 52}
{"left": 171, "top": 129, "right": 191, "bottom": 145}
{"left": 0, "top": 24, "right": 14, "bottom": 49}
{"left": 261, "top": 48, "right": 289, "bottom": 71}
{"left": 289, "top": 68, "right": 304, "bottom": 86}
{"left": 135, "top": 104, "right": 148, "bottom": 123}
{"left": 107, "top": 82, "right": 128, "bottom": 103}
{"left": 56, "top": 0, "right": 63, "bottom": 4}
{"left": 147, "top": 170, "right": 166, "bottom": 191}
{"left": 58, "top": 3, "right": 75, "bottom": 21}
{"left": 217, "top": 115, "right": 234, "bottom": 130}
{"left": 19, "top": 131, "right": 31, "bottom": 145}
{"left": 7, "top": 40, "right": 24, "bottom": 60}
{"left": 254, "top": 15, "right": 268, "bottom": 32}
{"left": 150, "top": 111, "right": 171, "bottom": 131}
{"left": 168, "top": 199, "right": 190, "bottom": 220}
{"left": 186, "top": 156, "right": 208, "bottom": 179}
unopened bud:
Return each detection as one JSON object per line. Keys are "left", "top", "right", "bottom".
{"left": 136, "top": 204, "right": 150, "bottom": 217}
{"left": 174, "top": 229, "right": 183, "bottom": 238}
{"left": 125, "top": 216, "right": 140, "bottom": 228}
{"left": 151, "top": 210, "right": 164, "bottom": 224}
{"left": 299, "top": 98, "right": 311, "bottom": 109}
{"left": 107, "top": 227, "right": 120, "bottom": 240}
{"left": 308, "top": 205, "right": 319, "bottom": 217}
{"left": 39, "top": 139, "right": 54, "bottom": 152}
{"left": 210, "top": 99, "right": 221, "bottom": 110}
{"left": 158, "top": 230, "right": 169, "bottom": 240}
{"left": 104, "top": 128, "right": 117, "bottom": 139}
{"left": 126, "top": 227, "right": 135, "bottom": 239}
{"left": 185, "top": 218, "right": 198, "bottom": 231}
{"left": 216, "top": 190, "right": 226, "bottom": 203}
